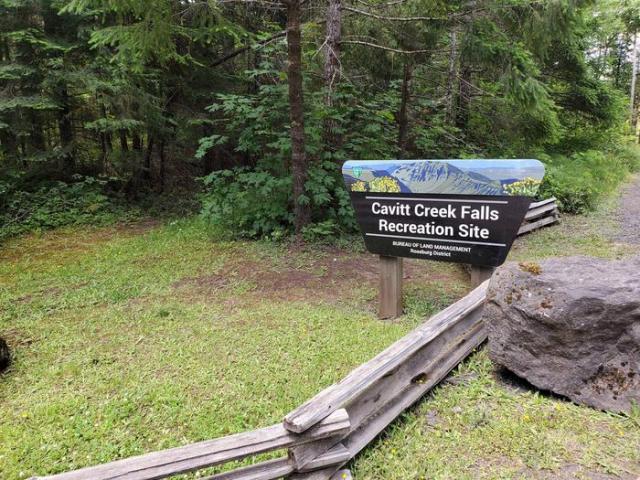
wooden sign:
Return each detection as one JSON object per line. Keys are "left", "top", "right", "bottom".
{"left": 343, "top": 159, "right": 545, "bottom": 267}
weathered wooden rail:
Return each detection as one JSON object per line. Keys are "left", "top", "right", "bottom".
{"left": 32, "top": 281, "right": 490, "bottom": 480}
{"left": 518, "top": 197, "right": 559, "bottom": 236}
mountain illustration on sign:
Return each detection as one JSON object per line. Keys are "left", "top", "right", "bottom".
{"left": 344, "top": 161, "right": 504, "bottom": 195}
{"left": 392, "top": 162, "right": 501, "bottom": 194}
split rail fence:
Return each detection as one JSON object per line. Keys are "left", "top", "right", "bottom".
{"left": 518, "top": 197, "right": 559, "bottom": 236}
{"left": 32, "top": 198, "right": 559, "bottom": 480}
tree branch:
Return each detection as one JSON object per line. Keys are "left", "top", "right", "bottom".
{"left": 210, "top": 3, "right": 321, "bottom": 68}
{"left": 353, "top": 0, "right": 409, "bottom": 9}
{"left": 341, "top": 40, "right": 430, "bottom": 54}
{"left": 210, "top": 31, "right": 286, "bottom": 67}
{"left": 344, "top": 2, "right": 533, "bottom": 22}
{"left": 342, "top": 5, "right": 448, "bottom": 21}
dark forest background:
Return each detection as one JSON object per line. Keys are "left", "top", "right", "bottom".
{"left": 2, "top": 0, "right": 640, "bottom": 241}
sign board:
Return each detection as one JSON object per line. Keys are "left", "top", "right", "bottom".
{"left": 342, "top": 159, "right": 545, "bottom": 267}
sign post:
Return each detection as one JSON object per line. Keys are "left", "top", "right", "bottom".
{"left": 342, "top": 159, "right": 545, "bottom": 319}
{"left": 470, "top": 265, "right": 495, "bottom": 288}
{"left": 379, "top": 255, "right": 403, "bottom": 319}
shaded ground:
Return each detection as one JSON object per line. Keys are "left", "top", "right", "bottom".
{"left": 171, "top": 246, "right": 463, "bottom": 308}
{"left": 615, "top": 174, "right": 640, "bottom": 244}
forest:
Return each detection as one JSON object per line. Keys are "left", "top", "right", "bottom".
{"left": 2, "top": 0, "right": 640, "bottom": 240}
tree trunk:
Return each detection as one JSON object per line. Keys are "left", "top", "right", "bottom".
{"left": 456, "top": 62, "right": 472, "bottom": 130}
{"left": 159, "top": 139, "right": 166, "bottom": 192}
{"left": 615, "top": 34, "right": 627, "bottom": 88}
{"left": 100, "top": 132, "right": 108, "bottom": 173}
{"left": 630, "top": 33, "right": 639, "bottom": 133}
{"left": 132, "top": 132, "right": 142, "bottom": 151}
{"left": 99, "top": 101, "right": 112, "bottom": 171}
{"left": 105, "top": 131, "right": 113, "bottom": 152}
{"left": 445, "top": 29, "right": 458, "bottom": 125}
{"left": 58, "top": 85, "right": 74, "bottom": 170}
{"left": 144, "top": 135, "right": 154, "bottom": 181}
{"left": 323, "top": 0, "right": 342, "bottom": 152}
{"left": 284, "top": 0, "right": 311, "bottom": 234}
{"left": 397, "top": 61, "right": 413, "bottom": 158}
{"left": 120, "top": 130, "right": 129, "bottom": 152}
{"left": 0, "top": 35, "right": 9, "bottom": 62}
{"left": 0, "top": 130, "right": 18, "bottom": 160}
{"left": 29, "top": 112, "right": 46, "bottom": 153}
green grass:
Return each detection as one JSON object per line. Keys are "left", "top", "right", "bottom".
{"left": 0, "top": 219, "right": 467, "bottom": 479}
{"left": 351, "top": 351, "right": 640, "bottom": 480}
{"left": 1, "top": 184, "right": 639, "bottom": 479}
{"left": 509, "top": 188, "right": 635, "bottom": 262}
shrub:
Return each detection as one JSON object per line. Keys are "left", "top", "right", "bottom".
{"left": 539, "top": 167, "right": 599, "bottom": 214}
{"left": 199, "top": 162, "right": 357, "bottom": 240}
{"left": 0, "top": 174, "right": 126, "bottom": 241}
{"left": 538, "top": 146, "right": 640, "bottom": 213}
{"left": 301, "top": 219, "right": 339, "bottom": 243}
{"left": 199, "top": 168, "right": 293, "bottom": 238}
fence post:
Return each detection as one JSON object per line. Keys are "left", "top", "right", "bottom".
{"left": 379, "top": 255, "right": 403, "bottom": 319}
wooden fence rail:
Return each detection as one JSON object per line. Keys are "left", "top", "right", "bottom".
{"left": 518, "top": 197, "right": 559, "bottom": 236}
{"left": 286, "top": 281, "right": 489, "bottom": 479}
{"left": 32, "top": 280, "right": 491, "bottom": 480}
{"left": 34, "top": 409, "right": 350, "bottom": 480}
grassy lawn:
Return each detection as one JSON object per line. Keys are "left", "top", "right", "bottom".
{"left": 0, "top": 219, "right": 467, "bottom": 479}
{"left": 1, "top": 191, "right": 639, "bottom": 479}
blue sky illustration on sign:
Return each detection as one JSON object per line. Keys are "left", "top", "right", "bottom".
{"left": 342, "top": 159, "right": 545, "bottom": 196}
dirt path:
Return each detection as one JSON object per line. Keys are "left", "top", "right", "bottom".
{"left": 615, "top": 174, "right": 640, "bottom": 244}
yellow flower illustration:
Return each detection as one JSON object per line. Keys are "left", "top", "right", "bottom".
{"left": 351, "top": 180, "right": 367, "bottom": 192}
{"left": 369, "top": 176, "right": 401, "bottom": 193}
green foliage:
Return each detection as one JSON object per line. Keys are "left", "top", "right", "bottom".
{"left": 0, "top": 95, "right": 59, "bottom": 112}
{"left": 84, "top": 118, "right": 144, "bottom": 134}
{"left": 538, "top": 146, "right": 640, "bottom": 213}
{"left": 301, "top": 219, "right": 339, "bottom": 243}
{"left": 199, "top": 168, "right": 293, "bottom": 238}
{"left": 0, "top": 174, "right": 127, "bottom": 241}
{"left": 62, "top": 0, "right": 243, "bottom": 68}
{"left": 1, "top": 0, "right": 639, "bottom": 242}
{"left": 199, "top": 161, "right": 358, "bottom": 239}
{"left": 306, "top": 160, "right": 358, "bottom": 233}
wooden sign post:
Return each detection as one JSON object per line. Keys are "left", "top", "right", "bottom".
{"left": 379, "top": 255, "right": 403, "bottom": 319}
{"left": 342, "top": 159, "right": 546, "bottom": 320}
{"left": 470, "top": 265, "right": 495, "bottom": 288}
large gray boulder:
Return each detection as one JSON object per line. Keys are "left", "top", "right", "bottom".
{"left": 485, "top": 256, "right": 640, "bottom": 413}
